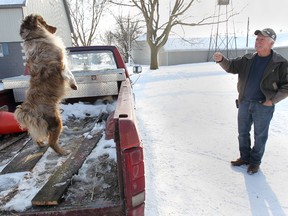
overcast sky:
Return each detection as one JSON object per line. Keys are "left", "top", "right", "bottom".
{"left": 99, "top": 0, "right": 288, "bottom": 39}
{"left": 236, "top": 0, "right": 288, "bottom": 33}
{"left": 172, "top": 0, "right": 288, "bottom": 37}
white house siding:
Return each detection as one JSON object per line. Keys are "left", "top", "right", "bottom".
{"left": 23, "top": 0, "right": 72, "bottom": 47}
{"left": 131, "top": 41, "right": 150, "bottom": 65}
{"left": 0, "top": 8, "right": 24, "bottom": 80}
{"left": 0, "top": 8, "right": 23, "bottom": 42}
{"left": 132, "top": 34, "right": 288, "bottom": 66}
{"left": 132, "top": 42, "right": 288, "bottom": 66}
{"left": 0, "top": 0, "right": 73, "bottom": 80}
{"left": 159, "top": 49, "right": 209, "bottom": 66}
{"left": 275, "top": 47, "right": 288, "bottom": 59}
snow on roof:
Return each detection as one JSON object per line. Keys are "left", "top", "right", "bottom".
{"left": 137, "top": 32, "right": 288, "bottom": 51}
{"left": 163, "top": 33, "right": 288, "bottom": 51}
{"left": 0, "top": 0, "right": 26, "bottom": 8}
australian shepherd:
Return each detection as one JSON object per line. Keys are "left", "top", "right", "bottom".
{"left": 15, "top": 14, "right": 77, "bottom": 155}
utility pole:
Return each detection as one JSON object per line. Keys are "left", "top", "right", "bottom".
{"left": 245, "top": 17, "right": 250, "bottom": 54}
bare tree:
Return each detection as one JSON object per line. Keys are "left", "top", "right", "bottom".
{"left": 102, "top": 14, "right": 142, "bottom": 63}
{"left": 111, "top": 0, "right": 238, "bottom": 70}
{"left": 102, "top": 31, "right": 114, "bottom": 45}
{"left": 67, "top": 0, "right": 109, "bottom": 46}
{"left": 131, "top": 0, "right": 211, "bottom": 69}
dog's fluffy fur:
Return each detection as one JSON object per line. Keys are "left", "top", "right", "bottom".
{"left": 15, "top": 14, "right": 77, "bottom": 155}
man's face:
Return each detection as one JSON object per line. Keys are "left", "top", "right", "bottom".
{"left": 254, "top": 34, "right": 274, "bottom": 54}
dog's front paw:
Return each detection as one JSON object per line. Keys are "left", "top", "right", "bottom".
{"left": 70, "top": 84, "right": 78, "bottom": 90}
{"left": 62, "top": 149, "right": 71, "bottom": 156}
{"left": 58, "top": 148, "right": 71, "bottom": 156}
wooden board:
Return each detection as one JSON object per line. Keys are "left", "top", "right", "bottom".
{"left": 0, "top": 132, "right": 28, "bottom": 152}
{"left": 32, "top": 132, "right": 102, "bottom": 206}
{"left": 0, "top": 139, "right": 48, "bottom": 174}
{"left": 0, "top": 133, "right": 30, "bottom": 168}
{"left": 0, "top": 105, "right": 8, "bottom": 111}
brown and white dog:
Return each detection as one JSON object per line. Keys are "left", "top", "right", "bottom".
{"left": 15, "top": 14, "right": 77, "bottom": 155}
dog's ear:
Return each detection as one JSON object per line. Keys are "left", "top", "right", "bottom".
{"left": 46, "top": 25, "right": 57, "bottom": 34}
{"left": 35, "top": 15, "right": 57, "bottom": 34}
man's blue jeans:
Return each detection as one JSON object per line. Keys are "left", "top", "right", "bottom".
{"left": 238, "top": 99, "right": 275, "bottom": 165}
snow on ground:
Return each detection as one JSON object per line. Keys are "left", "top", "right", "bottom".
{"left": 130, "top": 63, "right": 288, "bottom": 216}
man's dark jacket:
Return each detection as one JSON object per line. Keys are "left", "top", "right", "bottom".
{"left": 218, "top": 50, "right": 288, "bottom": 104}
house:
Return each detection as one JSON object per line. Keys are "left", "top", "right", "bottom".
{"left": 132, "top": 33, "right": 288, "bottom": 66}
{"left": 0, "top": 0, "right": 73, "bottom": 80}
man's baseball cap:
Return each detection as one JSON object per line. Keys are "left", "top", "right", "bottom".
{"left": 254, "top": 28, "right": 276, "bottom": 41}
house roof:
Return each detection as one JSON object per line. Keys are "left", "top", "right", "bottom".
{"left": 0, "top": 0, "right": 26, "bottom": 8}
{"left": 137, "top": 31, "right": 288, "bottom": 51}
{"left": 139, "top": 33, "right": 288, "bottom": 51}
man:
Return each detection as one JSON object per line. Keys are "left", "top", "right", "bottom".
{"left": 213, "top": 28, "right": 288, "bottom": 174}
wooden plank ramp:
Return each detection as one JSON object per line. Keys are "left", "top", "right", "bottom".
{"left": 1, "top": 139, "right": 48, "bottom": 174}
{"left": 32, "top": 132, "right": 102, "bottom": 206}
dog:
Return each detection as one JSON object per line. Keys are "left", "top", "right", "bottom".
{"left": 15, "top": 14, "right": 78, "bottom": 155}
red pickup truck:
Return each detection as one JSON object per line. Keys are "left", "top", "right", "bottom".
{"left": 0, "top": 46, "right": 145, "bottom": 215}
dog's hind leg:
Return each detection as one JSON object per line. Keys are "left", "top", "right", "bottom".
{"left": 48, "top": 130, "right": 68, "bottom": 155}
{"left": 15, "top": 106, "right": 49, "bottom": 147}
{"left": 46, "top": 113, "right": 68, "bottom": 156}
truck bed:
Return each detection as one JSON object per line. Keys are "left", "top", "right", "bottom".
{"left": 0, "top": 101, "right": 122, "bottom": 215}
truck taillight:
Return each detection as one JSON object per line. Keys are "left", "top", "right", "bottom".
{"left": 123, "top": 147, "right": 145, "bottom": 212}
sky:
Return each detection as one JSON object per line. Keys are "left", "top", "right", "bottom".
{"left": 237, "top": 0, "right": 288, "bottom": 33}
{"left": 188, "top": 0, "right": 288, "bottom": 37}
{"left": 100, "top": 0, "right": 288, "bottom": 38}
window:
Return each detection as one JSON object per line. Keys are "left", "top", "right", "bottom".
{"left": 68, "top": 50, "right": 117, "bottom": 72}
{"left": 0, "top": 44, "right": 3, "bottom": 57}
{"left": 0, "top": 43, "right": 8, "bottom": 57}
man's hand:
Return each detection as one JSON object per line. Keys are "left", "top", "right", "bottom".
{"left": 213, "top": 52, "right": 223, "bottom": 62}
{"left": 263, "top": 100, "right": 273, "bottom": 106}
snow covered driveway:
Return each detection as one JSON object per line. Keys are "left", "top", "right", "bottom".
{"left": 131, "top": 63, "right": 288, "bottom": 216}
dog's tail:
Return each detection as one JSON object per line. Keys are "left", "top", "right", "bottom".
{"left": 14, "top": 105, "right": 48, "bottom": 141}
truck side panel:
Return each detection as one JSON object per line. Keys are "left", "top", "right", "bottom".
{"left": 114, "top": 79, "right": 145, "bottom": 216}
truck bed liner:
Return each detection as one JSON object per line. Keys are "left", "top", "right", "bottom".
{"left": 0, "top": 111, "right": 120, "bottom": 215}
